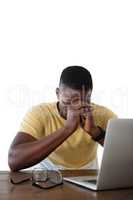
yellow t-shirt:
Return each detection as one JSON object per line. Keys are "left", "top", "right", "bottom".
{"left": 19, "top": 102, "right": 117, "bottom": 168}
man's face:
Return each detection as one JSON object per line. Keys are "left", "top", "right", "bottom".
{"left": 56, "top": 85, "right": 92, "bottom": 119}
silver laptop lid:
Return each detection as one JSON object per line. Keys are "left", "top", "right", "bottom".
{"left": 97, "top": 119, "right": 133, "bottom": 190}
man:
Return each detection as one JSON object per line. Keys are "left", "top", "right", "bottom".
{"left": 8, "top": 66, "right": 117, "bottom": 171}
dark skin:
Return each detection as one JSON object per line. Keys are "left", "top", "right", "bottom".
{"left": 8, "top": 85, "right": 104, "bottom": 171}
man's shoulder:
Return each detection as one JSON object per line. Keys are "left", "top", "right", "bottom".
{"left": 28, "top": 102, "right": 57, "bottom": 115}
{"left": 92, "top": 102, "right": 117, "bottom": 129}
{"left": 92, "top": 102, "right": 117, "bottom": 118}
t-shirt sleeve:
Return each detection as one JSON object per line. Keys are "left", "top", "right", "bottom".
{"left": 99, "top": 107, "right": 118, "bottom": 130}
{"left": 18, "top": 106, "right": 44, "bottom": 139}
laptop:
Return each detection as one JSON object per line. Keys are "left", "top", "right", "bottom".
{"left": 64, "top": 119, "right": 133, "bottom": 191}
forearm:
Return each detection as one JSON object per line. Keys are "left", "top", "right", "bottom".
{"left": 89, "top": 126, "right": 105, "bottom": 146}
{"left": 8, "top": 126, "right": 73, "bottom": 171}
{"left": 97, "top": 138, "right": 104, "bottom": 146}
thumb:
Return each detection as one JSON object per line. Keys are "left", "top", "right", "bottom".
{"left": 84, "top": 115, "right": 91, "bottom": 132}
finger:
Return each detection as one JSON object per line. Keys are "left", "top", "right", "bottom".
{"left": 80, "top": 107, "right": 92, "bottom": 117}
{"left": 81, "top": 104, "right": 93, "bottom": 111}
{"left": 84, "top": 117, "right": 91, "bottom": 132}
{"left": 80, "top": 115, "right": 85, "bottom": 127}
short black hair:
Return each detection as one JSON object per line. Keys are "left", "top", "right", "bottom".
{"left": 59, "top": 66, "right": 93, "bottom": 91}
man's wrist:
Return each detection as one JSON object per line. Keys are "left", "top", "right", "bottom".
{"left": 90, "top": 126, "right": 105, "bottom": 142}
{"left": 63, "top": 124, "right": 75, "bottom": 135}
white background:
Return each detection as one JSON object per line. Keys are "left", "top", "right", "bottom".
{"left": 0, "top": 0, "right": 133, "bottom": 170}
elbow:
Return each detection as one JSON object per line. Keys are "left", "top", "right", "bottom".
{"left": 8, "top": 150, "right": 19, "bottom": 172}
{"left": 8, "top": 162, "right": 18, "bottom": 172}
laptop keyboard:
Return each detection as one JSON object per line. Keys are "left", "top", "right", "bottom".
{"left": 83, "top": 179, "right": 97, "bottom": 184}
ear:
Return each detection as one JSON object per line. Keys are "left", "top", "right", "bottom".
{"left": 56, "top": 88, "right": 60, "bottom": 100}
